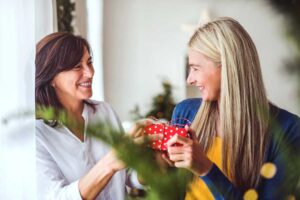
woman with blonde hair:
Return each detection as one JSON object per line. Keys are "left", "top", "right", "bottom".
{"left": 164, "top": 17, "right": 300, "bottom": 199}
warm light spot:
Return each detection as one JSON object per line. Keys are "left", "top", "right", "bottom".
{"left": 286, "top": 195, "right": 296, "bottom": 200}
{"left": 244, "top": 189, "right": 258, "bottom": 200}
{"left": 260, "top": 162, "right": 277, "bottom": 179}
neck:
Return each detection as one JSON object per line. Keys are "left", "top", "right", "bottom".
{"left": 58, "top": 96, "right": 84, "bottom": 117}
{"left": 60, "top": 98, "right": 84, "bottom": 130}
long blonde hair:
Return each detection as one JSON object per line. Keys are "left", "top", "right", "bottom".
{"left": 189, "top": 17, "right": 270, "bottom": 190}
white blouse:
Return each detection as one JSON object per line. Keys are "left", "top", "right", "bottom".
{"left": 36, "top": 100, "right": 142, "bottom": 200}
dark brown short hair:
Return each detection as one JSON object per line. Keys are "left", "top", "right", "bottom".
{"left": 35, "top": 32, "right": 95, "bottom": 125}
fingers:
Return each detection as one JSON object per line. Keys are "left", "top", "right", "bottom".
{"left": 173, "top": 160, "right": 190, "bottom": 168}
{"left": 168, "top": 146, "right": 191, "bottom": 154}
{"left": 166, "top": 142, "right": 193, "bottom": 169}
{"left": 132, "top": 128, "right": 144, "bottom": 138}
{"left": 166, "top": 134, "right": 192, "bottom": 147}
{"left": 168, "top": 153, "right": 187, "bottom": 162}
{"left": 148, "top": 134, "right": 164, "bottom": 141}
{"left": 129, "top": 118, "right": 153, "bottom": 138}
{"left": 185, "top": 125, "right": 197, "bottom": 141}
{"left": 161, "top": 153, "right": 174, "bottom": 167}
{"left": 167, "top": 149, "right": 193, "bottom": 169}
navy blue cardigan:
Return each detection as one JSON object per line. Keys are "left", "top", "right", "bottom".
{"left": 171, "top": 98, "right": 300, "bottom": 200}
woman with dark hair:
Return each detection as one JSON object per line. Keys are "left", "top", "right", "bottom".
{"left": 35, "top": 32, "right": 142, "bottom": 200}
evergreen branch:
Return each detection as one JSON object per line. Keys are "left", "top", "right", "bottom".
{"left": 87, "top": 121, "right": 193, "bottom": 200}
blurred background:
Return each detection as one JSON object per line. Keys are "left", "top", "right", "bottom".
{"left": 75, "top": 0, "right": 300, "bottom": 121}
{"left": 0, "top": 0, "right": 299, "bottom": 199}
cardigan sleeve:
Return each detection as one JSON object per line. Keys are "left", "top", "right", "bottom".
{"left": 201, "top": 117, "right": 300, "bottom": 199}
{"left": 171, "top": 99, "right": 300, "bottom": 200}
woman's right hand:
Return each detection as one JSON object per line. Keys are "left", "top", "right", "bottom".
{"left": 128, "top": 119, "right": 153, "bottom": 138}
{"left": 103, "top": 150, "right": 126, "bottom": 173}
{"left": 79, "top": 150, "right": 125, "bottom": 199}
{"left": 128, "top": 118, "right": 163, "bottom": 144}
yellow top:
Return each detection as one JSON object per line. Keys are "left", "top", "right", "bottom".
{"left": 185, "top": 137, "right": 223, "bottom": 200}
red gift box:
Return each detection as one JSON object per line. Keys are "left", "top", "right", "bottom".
{"left": 144, "top": 123, "right": 189, "bottom": 151}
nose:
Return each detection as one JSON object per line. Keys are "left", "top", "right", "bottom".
{"left": 187, "top": 71, "right": 196, "bottom": 85}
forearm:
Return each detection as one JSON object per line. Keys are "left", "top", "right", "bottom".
{"left": 200, "top": 164, "right": 243, "bottom": 199}
{"left": 78, "top": 154, "right": 119, "bottom": 200}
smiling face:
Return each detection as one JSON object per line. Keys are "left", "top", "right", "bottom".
{"left": 187, "top": 49, "right": 221, "bottom": 102}
{"left": 51, "top": 47, "right": 94, "bottom": 103}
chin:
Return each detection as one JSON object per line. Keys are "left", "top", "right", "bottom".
{"left": 80, "top": 93, "right": 93, "bottom": 100}
{"left": 202, "top": 96, "right": 218, "bottom": 102}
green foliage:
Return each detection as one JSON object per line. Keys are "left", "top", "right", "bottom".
{"left": 267, "top": 117, "right": 300, "bottom": 198}
{"left": 87, "top": 121, "right": 193, "bottom": 200}
{"left": 33, "top": 106, "right": 193, "bottom": 199}
{"left": 267, "top": 0, "right": 300, "bottom": 97}
{"left": 131, "top": 81, "right": 176, "bottom": 121}
{"left": 56, "top": 0, "right": 75, "bottom": 33}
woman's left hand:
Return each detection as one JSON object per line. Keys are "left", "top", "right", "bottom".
{"left": 163, "top": 126, "right": 213, "bottom": 176}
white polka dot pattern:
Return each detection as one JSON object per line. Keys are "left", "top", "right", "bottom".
{"left": 144, "top": 123, "right": 188, "bottom": 151}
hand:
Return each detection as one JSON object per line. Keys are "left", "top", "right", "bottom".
{"left": 128, "top": 118, "right": 153, "bottom": 138}
{"left": 128, "top": 118, "right": 171, "bottom": 171}
{"left": 103, "top": 150, "right": 126, "bottom": 173}
{"left": 128, "top": 118, "right": 163, "bottom": 145}
{"left": 165, "top": 126, "right": 213, "bottom": 176}
{"left": 79, "top": 150, "right": 126, "bottom": 199}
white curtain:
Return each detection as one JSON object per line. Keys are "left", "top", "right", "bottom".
{"left": 0, "top": 0, "right": 54, "bottom": 199}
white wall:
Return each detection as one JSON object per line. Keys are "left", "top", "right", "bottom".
{"left": 74, "top": 0, "right": 104, "bottom": 101}
{"left": 103, "top": 0, "right": 299, "bottom": 121}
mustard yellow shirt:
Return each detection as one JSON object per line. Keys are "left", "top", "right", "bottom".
{"left": 185, "top": 137, "right": 223, "bottom": 200}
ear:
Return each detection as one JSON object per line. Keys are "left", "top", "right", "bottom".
{"left": 50, "top": 80, "right": 56, "bottom": 88}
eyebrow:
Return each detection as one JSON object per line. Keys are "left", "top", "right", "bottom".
{"left": 188, "top": 63, "right": 201, "bottom": 67}
{"left": 80, "top": 56, "right": 92, "bottom": 62}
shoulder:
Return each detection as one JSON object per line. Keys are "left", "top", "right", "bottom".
{"left": 172, "top": 98, "right": 202, "bottom": 124}
{"left": 85, "top": 99, "right": 123, "bottom": 131}
{"left": 269, "top": 104, "right": 300, "bottom": 153}
{"left": 175, "top": 98, "right": 202, "bottom": 111}
{"left": 35, "top": 119, "right": 60, "bottom": 150}
{"left": 35, "top": 119, "right": 53, "bottom": 136}
{"left": 271, "top": 104, "right": 300, "bottom": 136}
{"left": 85, "top": 99, "right": 113, "bottom": 111}
{"left": 85, "top": 99, "right": 117, "bottom": 118}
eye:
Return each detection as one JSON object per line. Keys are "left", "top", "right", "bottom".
{"left": 73, "top": 64, "right": 82, "bottom": 70}
{"left": 88, "top": 61, "right": 93, "bottom": 67}
{"left": 190, "top": 66, "right": 199, "bottom": 72}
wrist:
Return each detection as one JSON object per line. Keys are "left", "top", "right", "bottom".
{"left": 199, "top": 160, "right": 213, "bottom": 177}
{"left": 194, "top": 159, "right": 213, "bottom": 177}
{"left": 96, "top": 156, "right": 116, "bottom": 176}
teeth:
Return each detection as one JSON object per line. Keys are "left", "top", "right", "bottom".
{"left": 79, "top": 82, "right": 92, "bottom": 86}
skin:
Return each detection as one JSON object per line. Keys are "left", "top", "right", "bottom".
{"left": 130, "top": 50, "right": 223, "bottom": 178}
{"left": 52, "top": 47, "right": 94, "bottom": 142}
{"left": 52, "top": 47, "right": 125, "bottom": 200}
{"left": 163, "top": 49, "right": 222, "bottom": 176}
{"left": 187, "top": 49, "right": 221, "bottom": 102}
